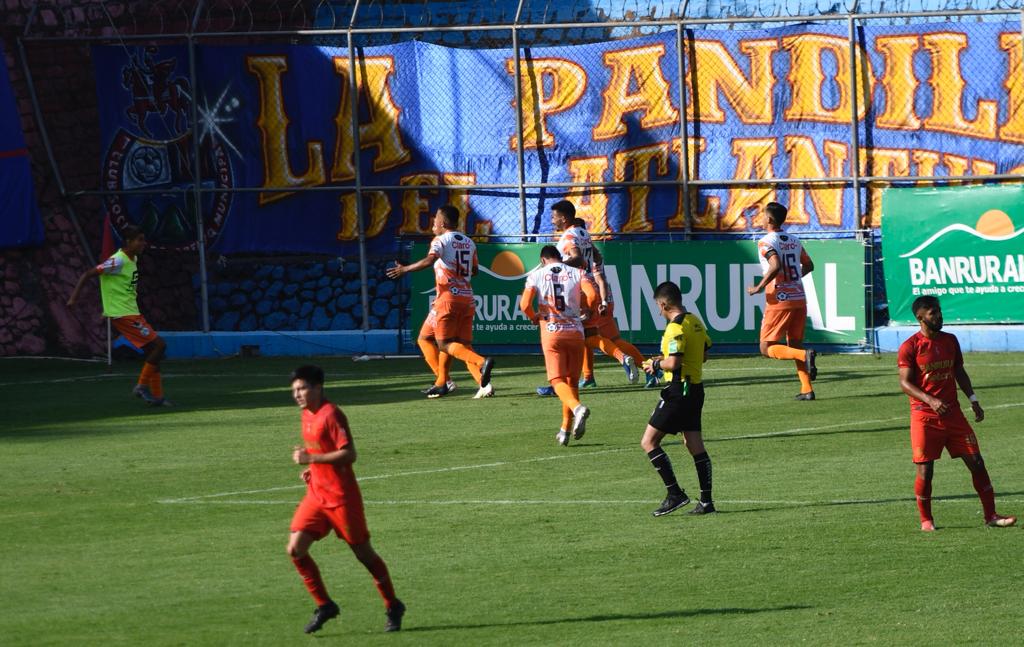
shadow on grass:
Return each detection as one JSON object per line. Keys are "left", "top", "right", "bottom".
{"left": 709, "top": 424, "right": 906, "bottom": 443}
{"left": 723, "top": 490, "right": 1024, "bottom": 514}
{"left": 402, "top": 604, "right": 813, "bottom": 632}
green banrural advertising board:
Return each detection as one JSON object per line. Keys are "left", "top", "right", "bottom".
{"left": 882, "top": 185, "right": 1024, "bottom": 325}
{"left": 410, "top": 240, "right": 865, "bottom": 345}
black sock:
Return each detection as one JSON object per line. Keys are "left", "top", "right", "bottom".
{"left": 693, "top": 451, "right": 712, "bottom": 502}
{"left": 647, "top": 448, "right": 682, "bottom": 496}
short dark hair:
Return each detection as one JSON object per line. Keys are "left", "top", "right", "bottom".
{"left": 551, "top": 199, "right": 576, "bottom": 218}
{"left": 911, "top": 295, "right": 940, "bottom": 316}
{"left": 654, "top": 281, "right": 682, "bottom": 306}
{"left": 121, "top": 224, "right": 145, "bottom": 242}
{"left": 437, "top": 205, "right": 460, "bottom": 228}
{"left": 291, "top": 365, "right": 325, "bottom": 386}
{"left": 540, "top": 245, "right": 562, "bottom": 261}
{"left": 573, "top": 217, "right": 587, "bottom": 229}
{"left": 765, "top": 202, "right": 787, "bottom": 226}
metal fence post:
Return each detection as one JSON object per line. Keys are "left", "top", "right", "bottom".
{"left": 347, "top": 13, "right": 371, "bottom": 332}
{"left": 675, "top": 20, "right": 692, "bottom": 239}
{"left": 512, "top": 0, "right": 529, "bottom": 238}
{"left": 847, "top": 14, "right": 871, "bottom": 350}
{"left": 187, "top": 30, "right": 211, "bottom": 333}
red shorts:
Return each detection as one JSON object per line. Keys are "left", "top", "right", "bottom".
{"left": 420, "top": 299, "right": 473, "bottom": 343}
{"left": 112, "top": 315, "right": 159, "bottom": 349}
{"left": 910, "top": 408, "right": 981, "bottom": 463}
{"left": 290, "top": 494, "right": 370, "bottom": 545}
{"left": 541, "top": 333, "right": 584, "bottom": 382}
{"left": 760, "top": 306, "right": 806, "bottom": 343}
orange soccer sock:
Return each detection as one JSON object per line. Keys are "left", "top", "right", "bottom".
{"left": 581, "top": 347, "right": 595, "bottom": 380}
{"left": 467, "top": 362, "right": 483, "bottom": 386}
{"left": 616, "top": 340, "right": 645, "bottom": 366}
{"left": 796, "top": 362, "right": 813, "bottom": 394}
{"left": 766, "top": 345, "right": 806, "bottom": 362}
{"left": 147, "top": 366, "right": 164, "bottom": 399}
{"left": 561, "top": 403, "right": 573, "bottom": 431}
{"left": 417, "top": 338, "right": 440, "bottom": 377}
{"left": 435, "top": 352, "right": 453, "bottom": 386}
{"left": 365, "top": 555, "right": 399, "bottom": 608}
{"left": 292, "top": 555, "right": 331, "bottom": 607}
{"left": 446, "top": 342, "right": 485, "bottom": 368}
{"left": 138, "top": 362, "right": 156, "bottom": 386}
{"left": 552, "top": 381, "right": 581, "bottom": 411}
{"left": 587, "top": 335, "right": 624, "bottom": 363}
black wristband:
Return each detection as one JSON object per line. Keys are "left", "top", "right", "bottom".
{"left": 651, "top": 358, "right": 661, "bottom": 372}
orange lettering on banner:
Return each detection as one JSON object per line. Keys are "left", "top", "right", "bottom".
{"left": 337, "top": 191, "right": 390, "bottom": 241}
{"left": 247, "top": 55, "right": 326, "bottom": 205}
{"left": 785, "top": 136, "right": 847, "bottom": 226}
{"left": 686, "top": 39, "right": 777, "bottom": 124}
{"left": 567, "top": 156, "right": 611, "bottom": 235}
{"left": 875, "top": 35, "right": 922, "bottom": 131}
{"left": 722, "top": 138, "right": 777, "bottom": 230}
{"left": 399, "top": 173, "right": 439, "bottom": 235}
{"left": 783, "top": 33, "right": 873, "bottom": 124}
{"left": 998, "top": 33, "right": 1024, "bottom": 143}
{"left": 331, "top": 56, "right": 410, "bottom": 182}
{"left": 507, "top": 58, "right": 588, "bottom": 150}
{"left": 613, "top": 143, "right": 671, "bottom": 232}
{"left": 668, "top": 137, "right": 706, "bottom": 229}
{"left": 921, "top": 33, "right": 997, "bottom": 140}
{"left": 593, "top": 45, "right": 678, "bottom": 140}
{"left": 860, "top": 147, "right": 911, "bottom": 227}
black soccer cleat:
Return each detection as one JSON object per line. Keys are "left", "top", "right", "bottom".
{"left": 425, "top": 384, "right": 450, "bottom": 399}
{"left": 652, "top": 492, "right": 690, "bottom": 517}
{"left": 795, "top": 391, "right": 816, "bottom": 401}
{"left": 303, "top": 601, "right": 340, "bottom": 634}
{"left": 480, "top": 357, "right": 495, "bottom": 388}
{"left": 806, "top": 348, "right": 818, "bottom": 381}
{"left": 384, "top": 600, "right": 406, "bottom": 632}
{"left": 688, "top": 501, "right": 717, "bottom": 515}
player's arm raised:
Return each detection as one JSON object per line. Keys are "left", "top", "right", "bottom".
{"left": 386, "top": 252, "right": 438, "bottom": 279}
{"left": 899, "top": 365, "right": 949, "bottom": 416}
{"left": 954, "top": 365, "right": 984, "bottom": 422}
{"left": 747, "top": 253, "right": 781, "bottom": 295}
{"left": 66, "top": 266, "right": 102, "bottom": 307}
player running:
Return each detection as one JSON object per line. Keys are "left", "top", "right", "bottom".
{"left": 897, "top": 296, "right": 1016, "bottom": 531}
{"left": 520, "top": 245, "right": 595, "bottom": 446}
{"left": 387, "top": 206, "right": 495, "bottom": 399}
{"left": 747, "top": 201, "right": 819, "bottom": 400}
{"left": 640, "top": 281, "right": 715, "bottom": 517}
{"left": 67, "top": 225, "right": 171, "bottom": 406}
{"left": 286, "top": 365, "right": 406, "bottom": 633}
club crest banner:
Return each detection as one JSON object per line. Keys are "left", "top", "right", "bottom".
{"left": 93, "top": 22, "right": 1024, "bottom": 254}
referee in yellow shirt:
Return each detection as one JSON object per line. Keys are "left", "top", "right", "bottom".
{"left": 641, "top": 281, "right": 715, "bottom": 517}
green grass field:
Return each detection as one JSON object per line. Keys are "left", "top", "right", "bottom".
{"left": 2, "top": 352, "right": 1023, "bottom": 645}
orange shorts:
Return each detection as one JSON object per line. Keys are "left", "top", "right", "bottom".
{"left": 910, "top": 408, "right": 980, "bottom": 463}
{"left": 290, "top": 493, "right": 370, "bottom": 545}
{"left": 112, "top": 315, "right": 159, "bottom": 349}
{"left": 760, "top": 306, "right": 806, "bottom": 343}
{"left": 420, "top": 299, "right": 474, "bottom": 343}
{"left": 541, "top": 333, "right": 584, "bottom": 383}
{"left": 592, "top": 301, "right": 621, "bottom": 340}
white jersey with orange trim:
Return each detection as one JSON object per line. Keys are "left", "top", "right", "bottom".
{"left": 429, "top": 230, "right": 477, "bottom": 305}
{"left": 556, "top": 226, "right": 594, "bottom": 271}
{"left": 757, "top": 230, "right": 811, "bottom": 308}
{"left": 524, "top": 262, "right": 587, "bottom": 336}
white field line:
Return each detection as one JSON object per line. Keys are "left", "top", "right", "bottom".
{"left": 159, "top": 402, "right": 1022, "bottom": 505}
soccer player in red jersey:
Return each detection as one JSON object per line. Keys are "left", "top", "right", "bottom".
{"left": 897, "top": 296, "right": 1016, "bottom": 531}
{"left": 286, "top": 365, "right": 405, "bottom": 633}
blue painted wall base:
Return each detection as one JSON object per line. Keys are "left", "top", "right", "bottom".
{"left": 873, "top": 325, "right": 1024, "bottom": 352}
{"left": 161, "top": 330, "right": 401, "bottom": 358}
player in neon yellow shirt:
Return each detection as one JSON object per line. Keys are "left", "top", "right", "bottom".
{"left": 68, "top": 225, "right": 171, "bottom": 406}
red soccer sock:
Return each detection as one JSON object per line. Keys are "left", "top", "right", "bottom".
{"left": 292, "top": 555, "right": 331, "bottom": 607}
{"left": 971, "top": 468, "right": 997, "bottom": 520}
{"left": 366, "top": 555, "right": 399, "bottom": 609}
{"left": 914, "top": 476, "right": 933, "bottom": 523}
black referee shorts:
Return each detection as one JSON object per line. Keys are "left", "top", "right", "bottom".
{"left": 648, "top": 381, "right": 705, "bottom": 434}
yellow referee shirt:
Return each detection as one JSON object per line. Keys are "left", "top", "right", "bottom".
{"left": 660, "top": 312, "right": 712, "bottom": 384}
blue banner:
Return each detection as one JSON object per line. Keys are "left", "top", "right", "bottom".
{"left": 0, "top": 39, "right": 43, "bottom": 249}
{"left": 93, "top": 22, "right": 1024, "bottom": 254}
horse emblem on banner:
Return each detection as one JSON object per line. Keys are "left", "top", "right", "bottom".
{"left": 121, "top": 46, "right": 192, "bottom": 137}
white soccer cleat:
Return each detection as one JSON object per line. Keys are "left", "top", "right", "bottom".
{"left": 623, "top": 356, "right": 638, "bottom": 384}
{"left": 473, "top": 383, "right": 494, "bottom": 399}
{"left": 571, "top": 404, "right": 590, "bottom": 439}
{"left": 555, "top": 429, "right": 570, "bottom": 446}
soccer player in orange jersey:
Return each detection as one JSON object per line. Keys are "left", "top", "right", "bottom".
{"left": 520, "top": 245, "right": 596, "bottom": 446}
{"left": 897, "top": 297, "right": 1016, "bottom": 531}
{"left": 387, "top": 206, "right": 495, "bottom": 399}
{"left": 67, "top": 225, "right": 171, "bottom": 406}
{"left": 287, "top": 365, "right": 406, "bottom": 634}
{"left": 747, "top": 202, "right": 819, "bottom": 400}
